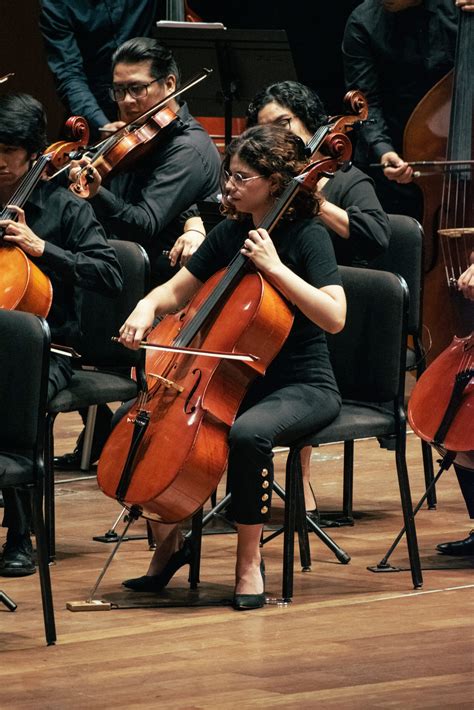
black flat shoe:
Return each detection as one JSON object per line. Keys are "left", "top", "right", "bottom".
{"left": 233, "top": 560, "right": 266, "bottom": 611}
{"left": 122, "top": 537, "right": 193, "bottom": 592}
{"left": 436, "top": 531, "right": 474, "bottom": 557}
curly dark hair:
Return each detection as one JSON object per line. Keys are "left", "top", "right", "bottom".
{"left": 247, "top": 81, "right": 327, "bottom": 134}
{"left": 221, "top": 124, "right": 321, "bottom": 221}
{"left": 0, "top": 93, "right": 47, "bottom": 155}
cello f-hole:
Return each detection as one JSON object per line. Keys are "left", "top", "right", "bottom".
{"left": 184, "top": 368, "right": 202, "bottom": 414}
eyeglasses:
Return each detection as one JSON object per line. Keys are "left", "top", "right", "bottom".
{"left": 224, "top": 169, "right": 265, "bottom": 187}
{"left": 108, "top": 79, "right": 159, "bottom": 102}
{"left": 272, "top": 116, "right": 292, "bottom": 129}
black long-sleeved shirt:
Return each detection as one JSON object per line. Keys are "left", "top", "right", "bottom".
{"left": 89, "top": 102, "right": 222, "bottom": 285}
{"left": 342, "top": 0, "right": 458, "bottom": 164}
{"left": 39, "top": 0, "right": 160, "bottom": 134}
{"left": 25, "top": 180, "right": 123, "bottom": 347}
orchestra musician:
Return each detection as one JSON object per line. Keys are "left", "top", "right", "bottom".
{"left": 39, "top": 0, "right": 161, "bottom": 141}
{"left": 0, "top": 93, "right": 123, "bottom": 577}
{"left": 117, "top": 124, "right": 346, "bottom": 609}
{"left": 436, "top": 272, "right": 474, "bottom": 557}
{"left": 247, "top": 79, "right": 391, "bottom": 522}
{"left": 55, "top": 37, "right": 222, "bottom": 471}
{"left": 342, "top": 0, "right": 474, "bottom": 219}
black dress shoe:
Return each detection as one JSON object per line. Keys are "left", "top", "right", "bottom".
{"left": 122, "top": 537, "right": 193, "bottom": 592}
{"left": 436, "top": 531, "right": 474, "bottom": 556}
{"left": 233, "top": 560, "right": 266, "bottom": 611}
{"left": 53, "top": 449, "right": 84, "bottom": 470}
{"left": 0, "top": 534, "right": 36, "bottom": 577}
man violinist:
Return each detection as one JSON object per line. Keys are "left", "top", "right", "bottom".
{"left": 55, "top": 37, "right": 222, "bottom": 470}
{"left": 0, "top": 92, "right": 123, "bottom": 577}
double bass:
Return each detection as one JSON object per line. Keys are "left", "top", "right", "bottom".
{"left": 404, "top": 8, "right": 473, "bottom": 361}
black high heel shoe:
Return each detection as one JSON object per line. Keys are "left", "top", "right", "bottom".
{"left": 122, "top": 537, "right": 193, "bottom": 593}
{"left": 232, "top": 559, "right": 266, "bottom": 611}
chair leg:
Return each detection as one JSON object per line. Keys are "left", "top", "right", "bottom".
{"left": 31, "top": 487, "right": 56, "bottom": 645}
{"left": 189, "top": 508, "right": 203, "bottom": 589}
{"left": 395, "top": 442, "right": 423, "bottom": 589}
{"left": 282, "top": 447, "right": 299, "bottom": 601}
{"left": 294, "top": 455, "right": 311, "bottom": 570}
{"left": 80, "top": 405, "right": 97, "bottom": 471}
{"left": 421, "top": 440, "right": 437, "bottom": 508}
{"left": 342, "top": 440, "right": 354, "bottom": 521}
{"left": 44, "top": 413, "right": 56, "bottom": 562}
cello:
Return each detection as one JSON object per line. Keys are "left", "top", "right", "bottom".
{"left": 403, "top": 8, "right": 473, "bottom": 362}
{"left": 408, "top": 332, "right": 473, "bottom": 453}
{"left": 0, "top": 116, "right": 90, "bottom": 317}
{"left": 97, "top": 155, "right": 342, "bottom": 523}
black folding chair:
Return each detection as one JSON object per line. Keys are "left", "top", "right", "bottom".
{"left": 0, "top": 310, "right": 56, "bottom": 644}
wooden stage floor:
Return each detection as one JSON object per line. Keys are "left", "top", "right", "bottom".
{"left": 1, "top": 411, "right": 473, "bottom": 709}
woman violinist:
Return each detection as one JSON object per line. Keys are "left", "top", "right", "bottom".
{"left": 117, "top": 124, "right": 346, "bottom": 609}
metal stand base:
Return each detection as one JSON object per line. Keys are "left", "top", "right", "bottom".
{"left": 0, "top": 590, "right": 17, "bottom": 611}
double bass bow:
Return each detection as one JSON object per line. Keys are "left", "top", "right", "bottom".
{"left": 97, "top": 155, "right": 342, "bottom": 523}
{"left": 403, "top": 8, "right": 473, "bottom": 361}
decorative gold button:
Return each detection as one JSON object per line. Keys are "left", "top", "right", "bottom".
{"left": 262, "top": 480, "right": 270, "bottom": 489}
{"left": 261, "top": 493, "right": 269, "bottom": 501}
{"left": 261, "top": 468, "right": 269, "bottom": 477}
{"left": 261, "top": 506, "right": 268, "bottom": 514}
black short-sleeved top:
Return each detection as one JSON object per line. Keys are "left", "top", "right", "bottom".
{"left": 186, "top": 216, "right": 342, "bottom": 392}
{"left": 320, "top": 166, "right": 391, "bottom": 266}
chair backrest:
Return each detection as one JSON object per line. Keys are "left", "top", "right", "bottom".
{"left": 78, "top": 240, "right": 150, "bottom": 368}
{"left": 0, "top": 310, "right": 50, "bottom": 453}
{"left": 327, "top": 266, "right": 409, "bottom": 403}
{"left": 370, "top": 214, "right": 424, "bottom": 338}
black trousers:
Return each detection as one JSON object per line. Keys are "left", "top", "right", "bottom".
{"left": 2, "top": 355, "right": 73, "bottom": 537}
{"left": 227, "top": 380, "right": 341, "bottom": 525}
{"left": 454, "top": 463, "right": 474, "bottom": 520}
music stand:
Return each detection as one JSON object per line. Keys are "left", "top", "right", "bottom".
{"left": 153, "top": 24, "right": 297, "bottom": 147}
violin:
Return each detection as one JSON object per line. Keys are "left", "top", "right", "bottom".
{"left": 408, "top": 332, "right": 473, "bottom": 452}
{"left": 69, "top": 69, "right": 212, "bottom": 198}
{"left": 97, "top": 156, "right": 342, "bottom": 522}
{"left": 403, "top": 9, "right": 473, "bottom": 361}
{"left": 0, "top": 117, "right": 91, "bottom": 317}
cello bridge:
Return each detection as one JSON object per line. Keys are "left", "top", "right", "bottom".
{"left": 148, "top": 372, "right": 184, "bottom": 393}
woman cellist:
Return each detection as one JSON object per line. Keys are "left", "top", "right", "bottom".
{"left": 116, "top": 124, "right": 346, "bottom": 609}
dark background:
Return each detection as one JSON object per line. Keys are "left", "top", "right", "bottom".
{"left": 0, "top": 1, "right": 362, "bottom": 143}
